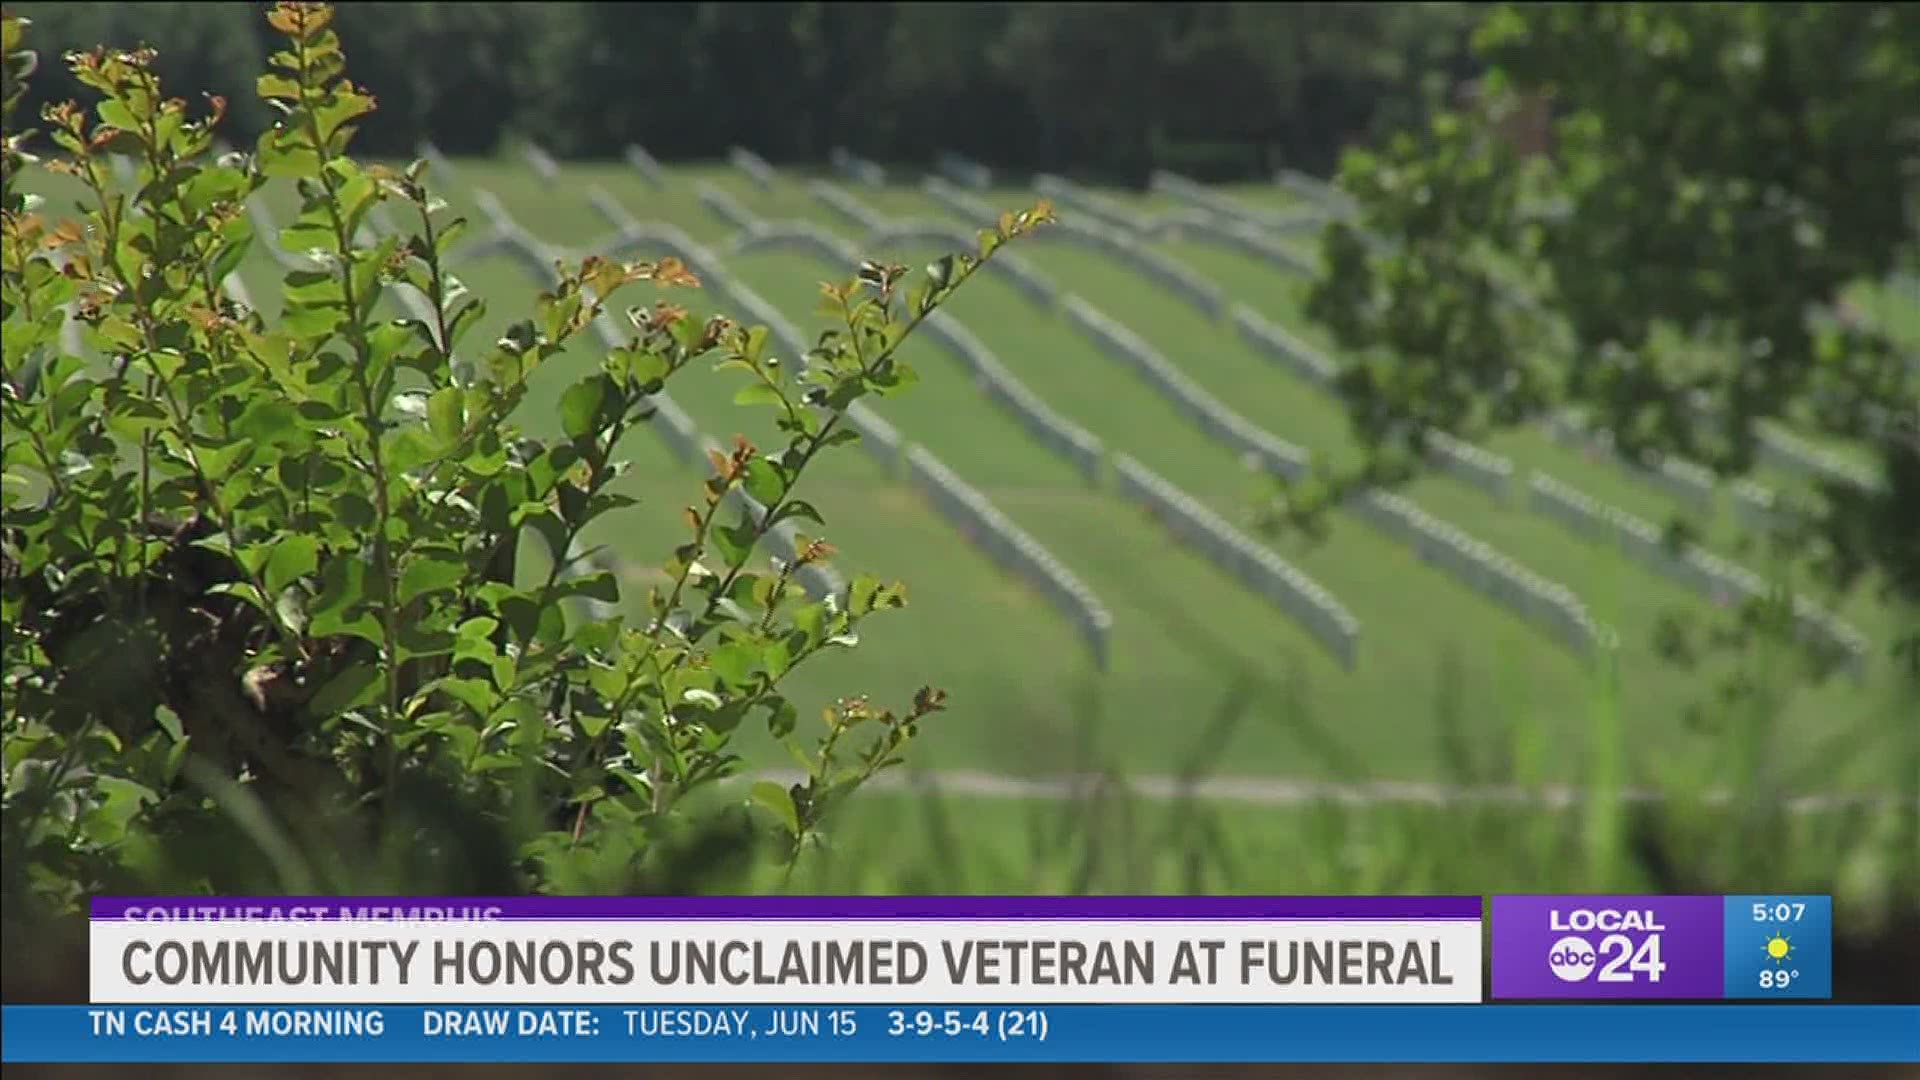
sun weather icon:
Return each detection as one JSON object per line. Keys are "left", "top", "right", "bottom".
{"left": 1723, "top": 895, "right": 1831, "bottom": 999}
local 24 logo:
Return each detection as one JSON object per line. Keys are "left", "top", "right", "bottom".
{"left": 1546, "top": 906, "right": 1668, "bottom": 984}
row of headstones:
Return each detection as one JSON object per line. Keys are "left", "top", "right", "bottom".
{"left": 521, "top": 142, "right": 560, "bottom": 186}
{"left": 727, "top": 146, "right": 777, "bottom": 192}
{"left": 926, "top": 174, "right": 1227, "bottom": 319}
{"left": 725, "top": 219, "right": 1102, "bottom": 491}
{"left": 1042, "top": 172, "right": 1290, "bottom": 252}
{"left": 1751, "top": 421, "right": 1884, "bottom": 494}
{"left": 1154, "top": 213, "right": 1319, "bottom": 278}
{"left": 913, "top": 309, "right": 1106, "bottom": 484}
{"left": 465, "top": 194, "right": 844, "bottom": 602}
{"left": 1538, "top": 411, "right": 1723, "bottom": 516}
{"left": 1038, "top": 171, "right": 1321, "bottom": 286}
{"left": 1729, "top": 479, "right": 1791, "bottom": 534}
{"left": 582, "top": 195, "right": 905, "bottom": 485}
{"left": 672, "top": 223, "right": 906, "bottom": 475}
{"left": 1274, "top": 169, "right": 1360, "bottom": 219}
{"left": 1033, "top": 173, "right": 1141, "bottom": 233}
{"left": 1061, "top": 295, "right": 1312, "bottom": 479}
{"left": 1347, "top": 485, "right": 1617, "bottom": 660}
{"left": 1147, "top": 169, "right": 1326, "bottom": 236}
{"left": 665, "top": 213, "right": 1120, "bottom": 667}
{"left": 1648, "top": 386, "right": 1885, "bottom": 497}
{"left": 866, "top": 218, "right": 1062, "bottom": 308}
{"left": 807, "top": 179, "right": 891, "bottom": 233}
{"left": 1066, "top": 284, "right": 1609, "bottom": 660}
{"left": 1112, "top": 454, "right": 1360, "bottom": 670}
{"left": 922, "top": 175, "right": 1002, "bottom": 225}
{"left": 936, "top": 151, "right": 992, "bottom": 191}
{"left": 904, "top": 446, "right": 1114, "bottom": 670}
{"left": 1022, "top": 176, "right": 1229, "bottom": 320}
{"left": 828, "top": 147, "right": 886, "bottom": 187}
{"left": 695, "top": 182, "right": 761, "bottom": 233}
{"left": 1526, "top": 470, "right": 1868, "bottom": 678}
{"left": 776, "top": 183, "right": 1101, "bottom": 482}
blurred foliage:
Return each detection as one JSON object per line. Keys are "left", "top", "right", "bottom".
{"left": 6, "top": 1, "right": 1489, "bottom": 181}
{"left": 1, "top": 1, "right": 1053, "bottom": 937}
{"left": 1305, "top": 2, "right": 1920, "bottom": 666}
{"left": 1275, "top": 0, "right": 1917, "bottom": 929}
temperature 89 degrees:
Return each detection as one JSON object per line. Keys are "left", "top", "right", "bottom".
{"left": 1723, "top": 895, "right": 1833, "bottom": 1000}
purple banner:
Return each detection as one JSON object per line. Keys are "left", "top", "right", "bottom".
{"left": 91, "top": 895, "right": 1484, "bottom": 922}
{"left": 1492, "top": 895, "right": 1724, "bottom": 1000}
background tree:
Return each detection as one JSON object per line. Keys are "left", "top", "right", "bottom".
{"left": 1306, "top": 2, "right": 1919, "bottom": 687}
{"left": 6, "top": 1, "right": 1487, "bottom": 181}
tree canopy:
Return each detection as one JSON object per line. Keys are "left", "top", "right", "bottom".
{"left": 1307, "top": 2, "right": 1919, "bottom": 672}
{"left": 8, "top": 1, "right": 1485, "bottom": 180}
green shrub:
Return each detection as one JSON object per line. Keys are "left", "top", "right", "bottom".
{"left": 0, "top": 2, "right": 1054, "bottom": 915}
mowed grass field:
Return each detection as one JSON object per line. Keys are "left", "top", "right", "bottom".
{"left": 16, "top": 154, "right": 1915, "bottom": 797}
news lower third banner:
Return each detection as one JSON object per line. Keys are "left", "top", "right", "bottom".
{"left": 88, "top": 896, "right": 1485, "bottom": 1005}
{"left": 13, "top": 893, "right": 1898, "bottom": 1063}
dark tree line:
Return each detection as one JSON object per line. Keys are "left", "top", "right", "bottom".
{"left": 10, "top": 1, "right": 1485, "bottom": 181}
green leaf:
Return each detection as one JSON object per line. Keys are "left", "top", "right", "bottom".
{"left": 710, "top": 515, "right": 759, "bottom": 568}
{"left": 772, "top": 500, "right": 824, "bottom": 527}
{"left": 742, "top": 458, "right": 786, "bottom": 506}
{"left": 205, "top": 581, "right": 272, "bottom": 616}
{"left": 264, "top": 535, "right": 321, "bottom": 594}
{"left": 193, "top": 437, "right": 258, "bottom": 479}
{"left": 383, "top": 427, "right": 442, "bottom": 473}
{"left": 709, "top": 642, "right": 761, "bottom": 690}
{"left": 331, "top": 493, "right": 376, "bottom": 529}
{"left": 762, "top": 696, "right": 799, "bottom": 739}
{"left": 398, "top": 553, "right": 465, "bottom": 605}
{"left": 555, "top": 570, "right": 619, "bottom": 604}
{"left": 791, "top": 602, "right": 828, "bottom": 650}
{"left": 560, "top": 374, "right": 610, "bottom": 441}
{"left": 233, "top": 401, "right": 303, "bottom": 448}
{"left": 926, "top": 255, "right": 956, "bottom": 290}
{"left": 307, "top": 663, "right": 382, "bottom": 717}
{"left": 751, "top": 780, "right": 800, "bottom": 837}
{"left": 426, "top": 385, "right": 464, "bottom": 445}
{"left": 153, "top": 705, "right": 185, "bottom": 744}
{"left": 733, "top": 383, "right": 784, "bottom": 409}
{"left": 79, "top": 777, "right": 157, "bottom": 845}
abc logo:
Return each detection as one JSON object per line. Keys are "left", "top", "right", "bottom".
{"left": 1548, "top": 936, "right": 1597, "bottom": 982}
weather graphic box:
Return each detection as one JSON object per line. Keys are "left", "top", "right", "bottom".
{"left": 1721, "top": 894, "right": 1832, "bottom": 1000}
{"left": 1491, "top": 894, "right": 1834, "bottom": 1001}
